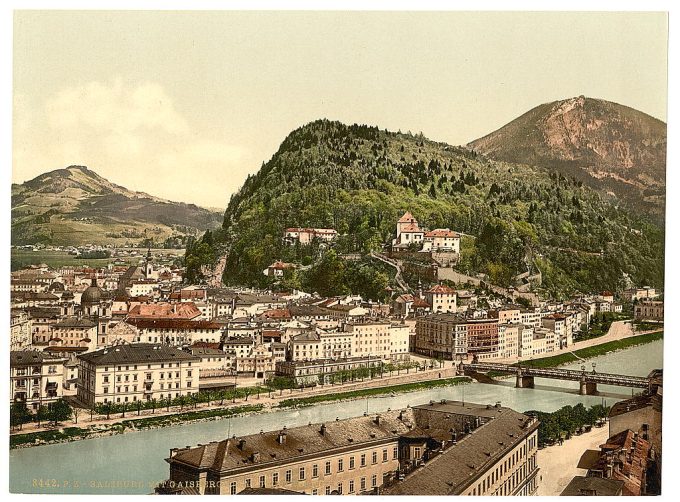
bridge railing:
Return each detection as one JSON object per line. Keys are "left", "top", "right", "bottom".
{"left": 461, "top": 363, "right": 649, "bottom": 387}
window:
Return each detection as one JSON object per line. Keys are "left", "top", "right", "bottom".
{"left": 325, "top": 461, "right": 331, "bottom": 475}
{"left": 312, "top": 464, "right": 318, "bottom": 478}
{"left": 312, "top": 489, "right": 318, "bottom": 495}
{"left": 372, "top": 451, "right": 378, "bottom": 464}
{"left": 361, "top": 478, "right": 366, "bottom": 491}
{"left": 285, "top": 470, "right": 292, "bottom": 483}
{"left": 299, "top": 467, "right": 305, "bottom": 481}
{"left": 414, "top": 447, "right": 421, "bottom": 458}
{"left": 337, "top": 483, "right": 343, "bottom": 495}
{"left": 393, "top": 446, "right": 398, "bottom": 459}
{"left": 230, "top": 482, "right": 237, "bottom": 495}
{"left": 371, "top": 474, "right": 377, "bottom": 488}
{"left": 325, "top": 487, "right": 331, "bottom": 495}
{"left": 338, "top": 459, "right": 344, "bottom": 472}
{"left": 383, "top": 449, "right": 388, "bottom": 462}
{"left": 349, "top": 456, "right": 355, "bottom": 470}
{"left": 349, "top": 480, "right": 355, "bottom": 493}
{"left": 361, "top": 454, "right": 366, "bottom": 467}
{"left": 245, "top": 479, "right": 251, "bottom": 489}
{"left": 271, "top": 474, "right": 278, "bottom": 486}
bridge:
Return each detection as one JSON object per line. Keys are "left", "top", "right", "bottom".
{"left": 460, "top": 362, "right": 650, "bottom": 395}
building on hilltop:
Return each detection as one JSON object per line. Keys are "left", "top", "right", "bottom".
{"left": 283, "top": 228, "right": 338, "bottom": 246}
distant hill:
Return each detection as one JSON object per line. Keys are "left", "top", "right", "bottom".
{"left": 468, "top": 96, "right": 666, "bottom": 219}
{"left": 184, "top": 118, "right": 664, "bottom": 297}
{"left": 11, "top": 165, "right": 222, "bottom": 246}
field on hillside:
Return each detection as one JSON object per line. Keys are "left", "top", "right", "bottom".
{"left": 10, "top": 248, "right": 184, "bottom": 271}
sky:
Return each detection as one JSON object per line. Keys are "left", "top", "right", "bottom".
{"left": 12, "top": 10, "right": 668, "bottom": 209}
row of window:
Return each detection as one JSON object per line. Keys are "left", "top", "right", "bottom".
{"left": 230, "top": 474, "right": 380, "bottom": 495}
{"left": 102, "top": 362, "right": 190, "bottom": 371}
{"left": 103, "top": 381, "right": 191, "bottom": 393}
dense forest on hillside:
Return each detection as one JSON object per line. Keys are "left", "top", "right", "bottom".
{"left": 185, "top": 120, "right": 664, "bottom": 298}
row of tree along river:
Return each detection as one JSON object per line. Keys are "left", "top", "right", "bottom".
{"left": 9, "top": 339, "right": 662, "bottom": 494}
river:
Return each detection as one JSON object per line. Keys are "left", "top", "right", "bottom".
{"left": 9, "top": 339, "right": 663, "bottom": 494}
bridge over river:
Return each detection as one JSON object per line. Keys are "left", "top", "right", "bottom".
{"left": 461, "top": 362, "right": 651, "bottom": 395}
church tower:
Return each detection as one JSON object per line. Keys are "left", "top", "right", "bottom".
{"left": 145, "top": 246, "right": 153, "bottom": 278}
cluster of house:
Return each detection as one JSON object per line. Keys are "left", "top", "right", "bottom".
{"left": 391, "top": 212, "right": 460, "bottom": 253}
{"left": 9, "top": 240, "right": 664, "bottom": 414}
{"left": 156, "top": 399, "right": 539, "bottom": 496}
{"left": 561, "top": 370, "right": 662, "bottom": 496}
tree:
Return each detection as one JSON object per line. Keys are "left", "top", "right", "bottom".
{"left": 47, "top": 399, "right": 72, "bottom": 426}
{"left": 36, "top": 405, "right": 49, "bottom": 427}
{"left": 10, "top": 401, "right": 31, "bottom": 430}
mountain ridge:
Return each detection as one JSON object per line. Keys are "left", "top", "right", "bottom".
{"left": 467, "top": 96, "right": 666, "bottom": 218}
{"left": 11, "top": 165, "right": 222, "bottom": 247}
{"left": 185, "top": 115, "right": 664, "bottom": 297}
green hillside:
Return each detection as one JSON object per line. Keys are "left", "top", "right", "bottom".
{"left": 185, "top": 119, "right": 664, "bottom": 298}
{"left": 12, "top": 165, "right": 222, "bottom": 247}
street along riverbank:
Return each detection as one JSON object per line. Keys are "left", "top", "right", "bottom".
{"left": 9, "top": 331, "right": 662, "bottom": 450}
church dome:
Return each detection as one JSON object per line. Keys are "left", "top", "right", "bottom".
{"left": 49, "top": 281, "right": 65, "bottom": 292}
{"left": 82, "top": 278, "right": 104, "bottom": 305}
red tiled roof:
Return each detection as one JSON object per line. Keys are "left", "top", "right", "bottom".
{"left": 427, "top": 284, "right": 456, "bottom": 294}
{"left": 127, "top": 302, "right": 201, "bottom": 320}
{"left": 261, "top": 308, "right": 291, "bottom": 319}
{"left": 425, "top": 229, "right": 459, "bottom": 238}
{"left": 400, "top": 224, "right": 422, "bottom": 233}
{"left": 398, "top": 211, "right": 416, "bottom": 223}
{"left": 126, "top": 318, "right": 222, "bottom": 330}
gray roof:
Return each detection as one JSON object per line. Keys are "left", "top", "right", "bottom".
{"left": 560, "top": 476, "right": 624, "bottom": 496}
{"left": 168, "top": 409, "right": 414, "bottom": 474}
{"left": 78, "top": 343, "right": 200, "bottom": 365}
{"left": 384, "top": 404, "right": 538, "bottom": 495}
{"left": 189, "top": 347, "right": 227, "bottom": 356}
{"left": 10, "top": 350, "right": 64, "bottom": 366}
{"left": 53, "top": 318, "right": 97, "bottom": 329}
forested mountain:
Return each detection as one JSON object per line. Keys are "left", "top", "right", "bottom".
{"left": 11, "top": 165, "right": 222, "bottom": 247}
{"left": 468, "top": 96, "right": 666, "bottom": 220}
{"left": 185, "top": 118, "right": 664, "bottom": 298}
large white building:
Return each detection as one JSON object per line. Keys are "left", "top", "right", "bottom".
{"left": 77, "top": 343, "right": 200, "bottom": 406}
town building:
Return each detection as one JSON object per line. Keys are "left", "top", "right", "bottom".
{"left": 283, "top": 228, "right": 338, "bottom": 245}
{"left": 157, "top": 401, "right": 538, "bottom": 496}
{"left": 634, "top": 300, "right": 664, "bottom": 322}
{"left": 392, "top": 211, "right": 425, "bottom": 247}
{"left": 77, "top": 343, "right": 200, "bottom": 406}
{"left": 10, "top": 310, "right": 32, "bottom": 351}
{"left": 10, "top": 350, "right": 67, "bottom": 411}
{"left": 421, "top": 229, "right": 460, "bottom": 253}
{"left": 424, "top": 284, "right": 457, "bottom": 314}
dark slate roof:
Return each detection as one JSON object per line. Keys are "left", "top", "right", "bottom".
{"left": 10, "top": 350, "right": 64, "bottom": 366}
{"left": 560, "top": 476, "right": 624, "bottom": 496}
{"left": 168, "top": 410, "right": 415, "bottom": 474}
{"left": 53, "top": 318, "right": 97, "bottom": 329}
{"left": 609, "top": 395, "right": 656, "bottom": 418}
{"left": 78, "top": 343, "right": 200, "bottom": 365}
{"left": 189, "top": 347, "right": 227, "bottom": 356}
{"left": 383, "top": 405, "right": 538, "bottom": 495}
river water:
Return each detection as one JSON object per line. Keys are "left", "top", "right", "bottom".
{"left": 9, "top": 339, "right": 663, "bottom": 494}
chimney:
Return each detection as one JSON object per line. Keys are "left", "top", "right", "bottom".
{"left": 277, "top": 431, "right": 287, "bottom": 444}
{"left": 238, "top": 439, "right": 246, "bottom": 450}
{"left": 374, "top": 415, "right": 380, "bottom": 425}
{"left": 320, "top": 424, "right": 327, "bottom": 436}
{"left": 251, "top": 452, "right": 260, "bottom": 462}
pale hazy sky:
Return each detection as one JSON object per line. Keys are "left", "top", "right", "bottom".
{"left": 13, "top": 10, "right": 668, "bottom": 208}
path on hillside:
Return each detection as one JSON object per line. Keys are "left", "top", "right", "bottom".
{"left": 371, "top": 252, "right": 409, "bottom": 292}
